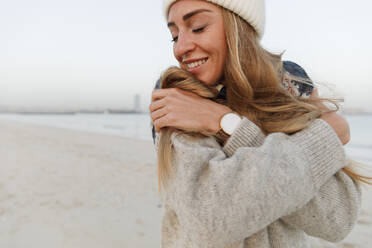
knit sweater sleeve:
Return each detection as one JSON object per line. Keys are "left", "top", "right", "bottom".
{"left": 223, "top": 117, "right": 362, "bottom": 243}
{"left": 165, "top": 118, "right": 347, "bottom": 247}
{"left": 282, "top": 170, "right": 361, "bottom": 242}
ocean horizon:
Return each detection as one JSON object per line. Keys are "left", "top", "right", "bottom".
{"left": 1, "top": 112, "right": 371, "bottom": 163}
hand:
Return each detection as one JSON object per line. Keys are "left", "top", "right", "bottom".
{"left": 149, "top": 88, "right": 232, "bottom": 134}
{"left": 311, "top": 89, "right": 350, "bottom": 145}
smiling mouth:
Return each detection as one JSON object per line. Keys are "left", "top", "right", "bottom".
{"left": 185, "top": 58, "right": 208, "bottom": 70}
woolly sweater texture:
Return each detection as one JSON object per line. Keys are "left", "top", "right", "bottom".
{"left": 156, "top": 117, "right": 361, "bottom": 248}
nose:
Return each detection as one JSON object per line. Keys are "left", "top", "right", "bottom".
{"left": 174, "top": 32, "right": 196, "bottom": 61}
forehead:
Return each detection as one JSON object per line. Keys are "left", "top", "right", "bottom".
{"left": 167, "top": 0, "right": 220, "bottom": 22}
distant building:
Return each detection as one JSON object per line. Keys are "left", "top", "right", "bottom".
{"left": 134, "top": 94, "right": 141, "bottom": 112}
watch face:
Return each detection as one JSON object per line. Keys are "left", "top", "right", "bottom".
{"left": 221, "top": 113, "right": 242, "bottom": 135}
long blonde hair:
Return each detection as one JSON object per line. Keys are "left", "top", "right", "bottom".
{"left": 157, "top": 7, "right": 372, "bottom": 192}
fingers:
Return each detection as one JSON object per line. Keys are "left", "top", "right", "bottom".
{"left": 153, "top": 118, "right": 164, "bottom": 133}
{"left": 150, "top": 106, "right": 168, "bottom": 123}
{"left": 149, "top": 92, "right": 172, "bottom": 132}
{"left": 150, "top": 89, "right": 176, "bottom": 133}
{"left": 149, "top": 97, "right": 167, "bottom": 113}
{"left": 151, "top": 89, "right": 165, "bottom": 102}
{"left": 153, "top": 114, "right": 173, "bottom": 132}
{"left": 149, "top": 87, "right": 201, "bottom": 133}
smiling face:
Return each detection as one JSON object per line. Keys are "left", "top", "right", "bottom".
{"left": 167, "top": 0, "right": 227, "bottom": 86}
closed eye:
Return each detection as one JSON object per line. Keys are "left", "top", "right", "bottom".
{"left": 193, "top": 27, "right": 205, "bottom": 33}
{"left": 171, "top": 36, "right": 178, "bottom": 43}
{"left": 171, "top": 26, "right": 206, "bottom": 43}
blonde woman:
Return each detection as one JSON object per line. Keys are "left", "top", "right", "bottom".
{"left": 149, "top": 0, "right": 367, "bottom": 247}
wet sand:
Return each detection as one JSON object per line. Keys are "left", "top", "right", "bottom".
{"left": 0, "top": 120, "right": 370, "bottom": 248}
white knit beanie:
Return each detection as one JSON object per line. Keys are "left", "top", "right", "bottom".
{"left": 163, "top": 0, "right": 265, "bottom": 38}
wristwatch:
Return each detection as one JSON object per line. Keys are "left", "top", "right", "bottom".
{"left": 216, "top": 112, "right": 242, "bottom": 142}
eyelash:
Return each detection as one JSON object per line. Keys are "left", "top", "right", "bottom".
{"left": 193, "top": 27, "right": 205, "bottom": 33}
{"left": 171, "top": 26, "right": 206, "bottom": 43}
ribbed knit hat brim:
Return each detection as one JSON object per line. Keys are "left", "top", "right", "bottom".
{"left": 163, "top": 0, "right": 265, "bottom": 38}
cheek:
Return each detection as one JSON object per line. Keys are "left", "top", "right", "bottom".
{"left": 212, "top": 41, "right": 227, "bottom": 78}
{"left": 216, "top": 24, "right": 227, "bottom": 67}
{"left": 202, "top": 52, "right": 224, "bottom": 84}
{"left": 173, "top": 46, "right": 180, "bottom": 63}
{"left": 218, "top": 34, "right": 227, "bottom": 65}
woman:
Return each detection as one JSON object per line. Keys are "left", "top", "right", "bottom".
{"left": 149, "top": 0, "right": 366, "bottom": 247}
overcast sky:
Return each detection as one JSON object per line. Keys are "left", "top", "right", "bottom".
{"left": 1, "top": 0, "right": 371, "bottom": 111}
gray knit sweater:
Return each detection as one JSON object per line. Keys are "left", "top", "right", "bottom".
{"left": 157, "top": 117, "right": 361, "bottom": 248}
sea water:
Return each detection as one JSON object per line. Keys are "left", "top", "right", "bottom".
{"left": 0, "top": 113, "right": 154, "bottom": 141}
{"left": 344, "top": 115, "right": 372, "bottom": 163}
{"left": 0, "top": 113, "right": 371, "bottom": 162}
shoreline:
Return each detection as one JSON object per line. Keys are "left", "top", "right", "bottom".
{"left": 0, "top": 116, "right": 153, "bottom": 142}
{"left": 0, "top": 113, "right": 153, "bottom": 142}
{"left": 0, "top": 120, "right": 371, "bottom": 247}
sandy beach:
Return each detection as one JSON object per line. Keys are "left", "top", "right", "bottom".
{"left": 0, "top": 120, "right": 371, "bottom": 248}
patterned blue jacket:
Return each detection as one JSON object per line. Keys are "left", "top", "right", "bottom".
{"left": 151, "top": 61, "right": 314, "bottom": 143}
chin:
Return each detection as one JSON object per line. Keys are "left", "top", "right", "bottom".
{"left": 197, "top": 78, "right": 212, "bottom": 86}
{"left": 195, "top": 75, "right": 215, "bottom": 86}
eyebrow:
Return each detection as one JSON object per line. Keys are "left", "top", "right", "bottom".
{"left": 167, "top": 9, "right": 212, "bottom": 28}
